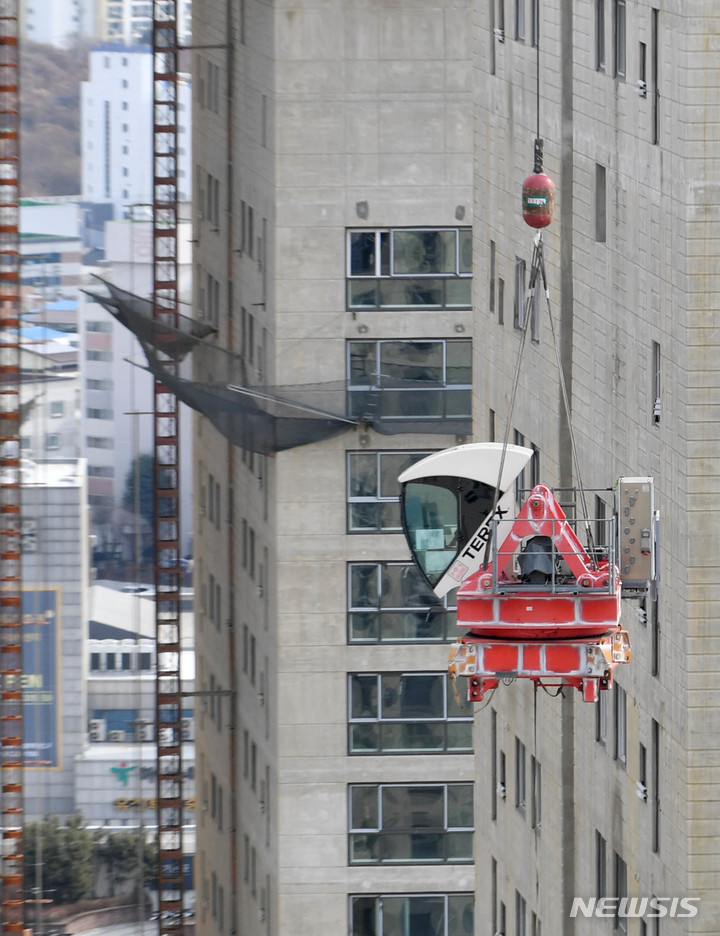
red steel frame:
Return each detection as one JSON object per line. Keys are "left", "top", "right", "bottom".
{"left": 153, "top": 2, "right": 185, "bottom": 931}
{"left": 0, "top": 2, "right": 23, "bottom": 931}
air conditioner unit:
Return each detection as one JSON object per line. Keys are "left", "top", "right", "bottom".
{"left": 89, "top": 718, "right": 106, "bottom": 742}
{"left": 181, "top": 717, "right": 194, "bottom": 742}
{"left": 158, "top": 726, "right": 175, "bottom": 745}
{"left": 108, "top": 729, "right": 126, "bottom": 742}
{"left": 138, "top": 723, "right": 155, "bottom": 742}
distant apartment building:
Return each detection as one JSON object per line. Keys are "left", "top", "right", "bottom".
{"left": 22, "top": 458, "right": 89, "bottom": 820}
{"left": 20, "top": 0, "right": 191, "bottom": 48}
{"left": 81, "top": 213, "right": 194, "bottom": 553}
{"left": 95, "top": 0, "right": 191, "bottom": 45}
{"left": 21, "top": 0, "right": 94, "bottom": 48}
{"left": 20, "top": 327, "right": 80, "bottom": 462}
{"left": 81, "top": 46, "right": 192, "bottom": 219}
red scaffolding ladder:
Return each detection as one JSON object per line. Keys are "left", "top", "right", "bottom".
{"left": 153, "top": 1, "right": 185, "bottom": 931}
{"left": 0, "top": 2, "right": 23, "bottom": 931}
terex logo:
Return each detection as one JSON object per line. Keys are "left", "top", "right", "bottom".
{"left": 570, "top": 897, "right": 700, "bottom": 919}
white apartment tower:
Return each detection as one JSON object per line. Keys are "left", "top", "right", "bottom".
{"left": 192, "top": 2, "right": 476, "bottom": 935}
{"left": 21, "top": 0, "right": 94, "bottom": 48}
{"left": 81, "top": 46, "right": 192, "bottom": 219}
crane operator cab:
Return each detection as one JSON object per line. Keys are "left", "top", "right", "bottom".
{"left": 399, "top": 442, "right": 534, "bottom": 598}
{"left": 399, "top": 444, "right": 657, "bottom": 703}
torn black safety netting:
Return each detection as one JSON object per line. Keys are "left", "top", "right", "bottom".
{"left": 85, "top": 278, "right": 472, "bottom": 455}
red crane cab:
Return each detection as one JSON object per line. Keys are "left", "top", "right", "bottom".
{"left": 399, "top": 445, "right": 650, "bottom": 703}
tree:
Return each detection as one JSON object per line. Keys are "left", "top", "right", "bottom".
{"left": 24, "top": 814, "right": 94, "bottom": 904}
{"left": 122, "top": 453, "right": 155, "bottom": 528}
{"left": 95, "top": 829, "right": 157, "bottom": 897}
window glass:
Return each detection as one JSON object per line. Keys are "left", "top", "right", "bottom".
{"left": 348, "top": 672, "right": 472, "bottom": 754}
{"left": 348, "top": 561, "right": 456, "bottom": 643}
{"left": 393, "top": 230, "right": 456, "bottom": 275}
{"left": 347, "top": 228, "right": 471, "bottom": 309}
{"left": 350, "top": 231, "right": 376, "bottom": 275}
{"left": 350, "top": 894, "right": 474, "bottom": 936}
{"left": 348, "top": 342, "right": 376, "bottom": 385}
{"left": 380, "top": 341, "right": 443, "bottom": 386}
{"left": 349, "top": 784, "right": 473, "bottom": 864}
{"left": 347, "top": 451, "right": 432, "bottom": 531}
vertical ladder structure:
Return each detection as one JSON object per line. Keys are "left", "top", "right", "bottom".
{"left": 0, "top": 2, "right": 23, "bottom": 932}
{"left": 153, "top": 1, "right": 185, "bottom": 931}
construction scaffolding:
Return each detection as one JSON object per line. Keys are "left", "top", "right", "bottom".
{"left": 0, "top": 0, "right": 23, "bottom": 931}
{"left": 153, "top": 1, "right": 186, "bottom": 931}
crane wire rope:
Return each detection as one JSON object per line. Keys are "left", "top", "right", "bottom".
{"left": 484, "top": 0, "right": 597, "bottom": 569}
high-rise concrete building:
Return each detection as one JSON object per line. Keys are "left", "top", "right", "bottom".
{"left": 21, "top": 0, "right": 94, "bottom": 48}
{"left": 81, "top": 46, "right": 192, "bottom": 219}
{"left": 191, "top": 1, "right": 476, "bottom": 935}
{"left": 94, "top": 0, "right": 191, "bottom": 45}
{"left": 22, "top": 458, "right": 90, "bottom": 820}
{"left": 472, "top": 2, "right": 718, "bottom": 935}
{"left": 191, "top": 2, "right": 719, "bottom": 936}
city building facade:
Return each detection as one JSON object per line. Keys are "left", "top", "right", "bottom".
{"left": 81, "top": 46, "right": 192, "bottom": 219}
{"left": 191, "top": 2, "right": 720, "bottom": 936}
{"left": 22, "top": 458, "right": 89, "bottom": 820}
{"left": 473, "top": 2, "right": 718, "bottom": 934}
{"left": 191, "top": 1, "right": 476, "bottom": 935}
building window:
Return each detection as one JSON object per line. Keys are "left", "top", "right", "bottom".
{"left": 638, "top": 742, "right": 647, "bottom": 800}
{"left": 530, "top": 755, "right": 541, "bottom": 828}
{"left": 530, "top": 0, "right": 539, "bottom": 47}
{"left": 652, "top": 341, "right": 661, "bottom": 423}
{"left": 515, "top": 891, "right": 526, "bottom": 936}
{"left": 638, "top": 41, "right": 647, "bottom": 96}
{"left": 491, "top": 709, "right": 498, "bottom": 820}
{"left": 614, "top": 683, "right": 626, "bottom": 764}
{"left": 348, "top": 672, "right": 473, "bottom": 754}
{"left": 596, "top": 164, "right": 607, "bottom": 242}
{"left": 86, "top": 320, "right": 112, "bottom": 333}
{"left": 86, "top": 436, "right": 114, "bottom": 450}
{"left": 86, "top": 378, "right": 113, "bottom": 391}
{"left": 651, "top": 718, "right": 660, "bottom": 853}
{"left": 86, "top": 408, "right": 114, "bottom": 420}
{"left": 614, "top": 852, "right": 628, "bottom": 931}
{"left": 347, "top": 228, "right": 472, "bottom": 310}
{"left": 50, "top": 401, "right": 64, "bottom": 418}
{"left": 489, "top": 240, "right": 496, "bottom": 313}
{"left": 513, "top": 257, "right": 526, "bottom": 329}
{"left": 614, "top": 0, "right": 626, "bottom": 78}
{"left": 497, "top": 0, "right": 505, "bottom": 41}
{"left": 595, "top": 830, "right": 607, "bottom": 897}
{"left": 349, "top": 783, "right": 474, "bottom": 864}
{"left": 86, "top": 350, "right": 113, "bottom": 362}
{"left": 515, "top": 738, "right": 526, "bottom": 810}
{"left": 498, "top": 276, "right": 505, "bottom": 325}
{"left": 347, "top": 450, "right": 432, "bottom": 532}
{"left": 596, "top": 689, "right": 607, "bottom": 744}
{"left": 515, "top": 0, "right": 525, "bottom": 41}
{"left": 651, "top": 8, "right": 660, "bottom": 143}
{"left": 45, "top": 433, "right": 60, "bottom": 451}
{"left": 347, "top": 339, "right": 472, "bottom": 423}
{"left": 650, "top": 597, "right": 660, "bottom": 677}
{"left": 348, "top": 561, "right": 457, "bottom": 643}
{"left": 596, "top": 0, "right": 605, "bottom": 70}
{"left": 350, "top": 894, "right": 474, "bottom": 936}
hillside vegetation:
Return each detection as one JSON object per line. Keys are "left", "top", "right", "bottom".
{"left": 20, "top": 41, "right": 89, "bottom": 196}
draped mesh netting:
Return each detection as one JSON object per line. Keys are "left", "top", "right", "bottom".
{"left": 87, "top": 277, "right": 472, "bottom": 455}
